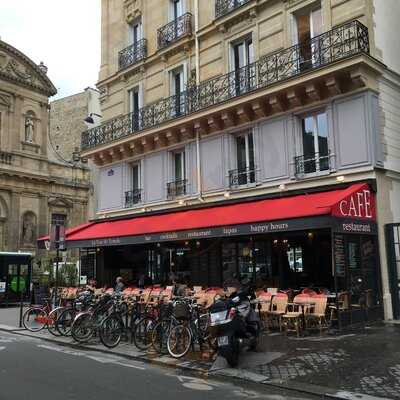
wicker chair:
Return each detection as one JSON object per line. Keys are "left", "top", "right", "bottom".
{"left": 305, "top": 294, "right": 328, "bottom": 334}
{"left": 282, "top": 293, "right": 312, "bottom": 337}
{"left": 265, "top": 292, "right": 288, "bottom": 331}
{"left": 255, "top": 291, "right": 272, "bottom": 328}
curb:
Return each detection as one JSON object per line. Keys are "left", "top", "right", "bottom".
{"left": 0, "top": 327, "right": 390, "bottom": 400}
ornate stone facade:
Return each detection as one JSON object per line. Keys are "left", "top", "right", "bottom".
{"left": 0, "top": 39, "right": 91, "bottom": 255}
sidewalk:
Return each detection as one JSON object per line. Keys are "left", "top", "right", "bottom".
{"left": 0, "top": 306, "right": 25, "bottom": 331}
{"left": 0, "top": 307, "right": 399, "bottom": 400}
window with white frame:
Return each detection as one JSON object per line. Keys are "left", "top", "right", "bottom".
{"left": 292, "top": 3, "right": 323, "bottom": 70}
{"left": 51, "top": 213, "right": 67, "bottom": 227}
{"left": 230, "top": 36, "right": 254, "bottom": 95}
{"left": 298, "top": 111, "right": 329, "bottom": 175}
{"left": 129, "top": 18, "right": 142, "bottom": 45}
{"left": 126, "top": 162, "right": 142, "bottom": 206}
{"left": 173, "top": 150, "right": 186, "bottom": 182}
{"left": 170, "top": 0, "right": 183, "bottom": 21}
{"left": 128, "top": 86, "right": 141, "bottom": 130}
{"left": 231, "top": 131, "right": 255, "bottom": 186}
{"left": 170, "top": 65, "right": 185, "bottom": 116}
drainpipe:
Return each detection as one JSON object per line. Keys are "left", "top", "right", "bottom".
{"left": 194, "top": 0, "right": 203, "bottom": 201}
{"left": 196, "top": 130, "right": 203, "bottom": 201}
{"left": 194, "top": 0, "right": 200, "bottom": 85}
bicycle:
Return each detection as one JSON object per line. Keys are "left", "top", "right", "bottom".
{"left": 55, "top": 291, "right": 93, "bottom": 336}
{"left": 22, "top": 297, "right": 58, "bottom": 332}
{"left": 167, "top": 298, "right": 213, "bottom": 358}
{"left": 71, "top": 293, "right": 113, "bottom": 343}
{"left": 99, "top": 296, "right": 136, "bottom": 348}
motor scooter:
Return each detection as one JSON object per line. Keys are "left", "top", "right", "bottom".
{"left": 209, "top": 285, "right": 260, "bottom": 367}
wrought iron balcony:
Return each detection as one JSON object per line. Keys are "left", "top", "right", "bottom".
{"left": 125, "top": 189, "right": 142, "bottom": 207}
{"left": 294, "top": 152, "right": 331, "bottom": 176}
{"left": 0, "top": 151, "right": 12, "bottom": 165}
{"left": 82, "top": 20, "right": 369, "bottom": 151}
{"left": 167, "top": 179, "right": 187, "bottom": 199}
{"left": 215, "top": 0, "right": 252, "bottom": 19}
{"left": 229, "top": 166, "right": 256, "bottom": 188}
{"left": 157, "top": 13, "right": 192, "bottom": 50}
{"left": 119, "top": 39, "right": 147, "bottom": 70}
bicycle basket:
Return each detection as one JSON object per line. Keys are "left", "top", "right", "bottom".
{"left": 173, "top": 302, "right": 191, "bottom": 320}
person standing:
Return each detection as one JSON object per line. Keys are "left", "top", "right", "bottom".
{"left": 115, "top": 276, "right": 125, "bottom": 293}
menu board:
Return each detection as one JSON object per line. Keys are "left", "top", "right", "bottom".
{"left": 361, "top": 238, "right": 375, "bottom": 272}
{"left": 348, "top": 240, "right": 361, "bottom": 270}
{"left": 334, "top": 234, "right": 346, "bottom": 277}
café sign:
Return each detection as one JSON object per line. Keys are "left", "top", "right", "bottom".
{"left": 332, "top": 187, "right": 375, "bottom": 220}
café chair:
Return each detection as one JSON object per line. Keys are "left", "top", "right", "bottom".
{"left": 305, "top": 294, "right": 328, "bottom": 334}
{"left": 265, "top": 292, "right": 288, "bottom": 331}
{"left": 328, "top": 291, "right": 349, "bottom": 322}
{"left": 255, "top": 291, "right": 272, "bottom": 328}
{"left": 282, "top": 293, "right": 313, "bottom": 337}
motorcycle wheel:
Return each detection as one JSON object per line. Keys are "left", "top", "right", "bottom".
{"left": 225, "top": 340, "right": 239, "bottom": 368}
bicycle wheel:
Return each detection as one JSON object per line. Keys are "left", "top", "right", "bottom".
{"left": 71, "top": 313, "right": 94, "bottom": 343}
{"left": 47, "top": 307, "right": 64, "bottom": 336}
{"left": 22, "top": 307, "right": 47, "bottom": 332}
{"left": 56, "top": 308, "right": 75, "bottom": 336}
{"left": 133, "top": 316, "right": 156, "bottom": 351}
{"left": 100, "top": 315, "right": 124, "bottom": 348}
{"left": 167, "top": 324, "right": 192, "bottom": 358}
{"left": 152, "top": 319, "right": 174, "bottom": 354}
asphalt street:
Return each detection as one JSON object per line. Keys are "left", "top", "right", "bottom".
{"left": 0, "top": 331, "right": 317, "bottom": 400}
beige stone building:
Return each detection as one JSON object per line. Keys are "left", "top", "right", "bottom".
{"left": 49, "top": 88, "right": 101, "bottom": 220}
{"left": 0, "top": 39, "right": 90, "bottom": 256}
{"left": 61, "top": 0, "right": 400, "bottom": 322}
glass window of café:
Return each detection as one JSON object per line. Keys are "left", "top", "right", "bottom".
{"left": 335, "top": 234, "right": 381, "bottom": 308}
{"left": 221, "top": 230, "right": 333, "bottom": 292}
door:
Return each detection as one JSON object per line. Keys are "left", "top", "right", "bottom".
{"left": 385, "top": 223, "right": 400, "bottom": 319}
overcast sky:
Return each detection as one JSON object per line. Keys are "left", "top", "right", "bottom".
{"left": 0, "top": 0, "right": 101, "bottom": 99}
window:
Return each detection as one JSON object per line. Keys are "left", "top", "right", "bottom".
{"left": 131, "top": 162, "right": 141, "bottom": 191}
{"left": 126, "top": 162, "right": 142, "bottom": 206}
{"left": 51, "top": 214, "right": 66, "bottom": 227}
{"left": 293, "top": 5, "right": 323, "bottom": 70}
{"left": 128, "top": 86, "right": 141, "bottom": 130}
{"left": 231, "top": 37, "right": 254, "bottom": 95}
{"left": 174, "top": 150, "right": 186, "bottom": 182}
{"left": 299, "top": 112, "right": 329, "bottom": 174}
{"left": 232, "top": 38, "right": 253, "bottom": 71}
{"left": 167, "top": 150, "right": 186, "bottom": 198}
{"left": 170, "top": 66, "right": 185, "bottom": 116}
{"left": 232, "top": 131, "right": 255, "bottom": 186}
{"left": 129, "top": 19, "right": 142, "bottom": 45}
{"left": 171, "top": 0, "right": 183, "bottom": 21}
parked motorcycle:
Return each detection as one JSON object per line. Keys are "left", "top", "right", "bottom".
{"left": 209, "top": 285, "right": 260, "bottom": 367}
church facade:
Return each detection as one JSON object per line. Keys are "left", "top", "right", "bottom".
{"left": 0, "top": 39, "right": 90, "bottom": 257}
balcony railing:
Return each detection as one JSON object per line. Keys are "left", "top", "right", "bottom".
{"left": 215, "top": 0, "right": 252, "bottom": 19}
{"left": 119, "top": 39, "right": 147, "bottom": 70}
{"left": 157, "top": 13, "right": 192, "bottom": 50}
{"left": 0, "top": 151, "right": 12, "bottom": 165}
{"left": 125, "top": 189, "right": 142, "bottom": 207}
{"left": 167, "top": 179, "right": 187, "bottom": 199}
{"left": 82, "top": 20, "right": 369, "bottom": 151}
{"left": 229, "top": 166, "right": 256, "bottom": 187}
{"left": 294, "top": 152, "right": 330, "bottom": 176}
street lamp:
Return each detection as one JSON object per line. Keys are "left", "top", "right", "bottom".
{"left": 84, "top": 113, "right": 102, "bottom": 124}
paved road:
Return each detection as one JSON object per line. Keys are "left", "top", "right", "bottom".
{"left": 0, "top": 331, "right": 317, "bottom": 400}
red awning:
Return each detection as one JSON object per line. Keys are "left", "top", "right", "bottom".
{"left": 38, "top": 182, "right": 375, "bottom": 246}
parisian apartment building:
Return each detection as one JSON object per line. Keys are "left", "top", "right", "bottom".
{"left": 56, "top": 0, "right": 400, "bottom": 323}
